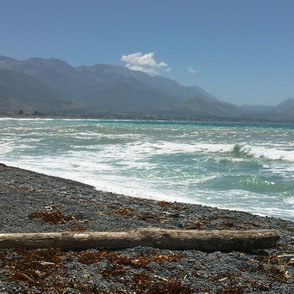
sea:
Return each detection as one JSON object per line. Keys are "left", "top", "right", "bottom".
{"left": 1, "top": 118, "right": 294, "bottom": 221}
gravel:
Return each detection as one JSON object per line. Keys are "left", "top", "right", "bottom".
{"left": 0, "top": 163, "right": 293, "bottom": 293}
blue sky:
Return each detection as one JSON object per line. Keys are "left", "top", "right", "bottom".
{"left": 0, "top": 0, "right": 293, "bottom": 105}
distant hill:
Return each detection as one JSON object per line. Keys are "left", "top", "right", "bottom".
{"left": 241, "top": 104, "right": 275, "bottom": 114}
{"left": 0, "top": 55, "right": 243, "bottom": 118}
{"left": 240, "top": 100, "right": 294, "bottom": 122}
{"left": 0, "top": 55, "right": 293, "bottom": 122}
{"left": 0, "top": 69, "right": 81, "bottom": 114}
{"left": 179, "top": 95, "right": 246, "bottom": 119}
{"left": 0, "top": 55, "right": 216, "bottom": 115}
{"left": 274, "top": 99, "right": 294, "bottom": 121}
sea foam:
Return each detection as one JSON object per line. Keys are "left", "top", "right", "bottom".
{"left": 1, "top": 119, "right": 294, "bottom": 221}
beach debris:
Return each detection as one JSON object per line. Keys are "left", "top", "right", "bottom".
{"left": 158, "top": 200, "right": 186, "bottom": 211}
{"left": 105, "top": 208, "right": 134, "bottom": 218}
{"left": 28, "top": 210, "right": 75, "bottom": 225}
{"left": 15, "top": 186, "right": 37, "bottom": 193}
{"left": 0, "top": 228, "right": 279, "bottom": 251}
{"left": 70, "top": 226, "right": 88, "bottom": 231}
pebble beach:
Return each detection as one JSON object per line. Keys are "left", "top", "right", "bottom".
{"left": 0, "top": 163, "right": 294, "bottom": 293}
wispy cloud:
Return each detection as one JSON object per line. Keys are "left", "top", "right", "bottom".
{"left": 121, "top": 52, "right": 171, "bottom": 75}
{"left": 187, "top": 67, "right": 197, "bottom": 74}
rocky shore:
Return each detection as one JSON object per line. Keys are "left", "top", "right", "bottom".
{"left": 0, "top": 163, "right": 293, "bottom": 293}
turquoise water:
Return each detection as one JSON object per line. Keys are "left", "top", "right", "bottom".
{"left": 1, "top": 118, "right": 294, "bottom": 221}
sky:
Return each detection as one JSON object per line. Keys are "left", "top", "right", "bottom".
{"left": 0, "top": 0, "right": 293, "bottom": 105}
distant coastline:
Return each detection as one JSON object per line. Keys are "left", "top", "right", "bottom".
{"left": 1, "top": 113, "right": 294, "bottom": 124}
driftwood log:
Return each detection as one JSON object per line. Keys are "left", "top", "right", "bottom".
{"left": 0, "top": 228, "right": 279, "bottom": 251}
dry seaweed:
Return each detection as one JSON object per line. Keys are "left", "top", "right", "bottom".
{"left": 105, "top": 208, "right": 134, "bottom": 218}
{"left": 76, "top": 249, "right": 190, "bottom": 293}
{"left": 221, "top": 220, "right": 235, "bottom": 227}
{"left": 78, "top": 249, "right": 183, "bottom": 268}
{"left": 28, "top": 210, "right": 75, "bottom": 225}
{"left": 143, "top": 280, "right": 194, "bottom": 294}
{"left": 0, "top": 248, "right": 104, "bottom": 293}
{"left": 158, "top": 200, "right": 186, "bottom": 211}
{"left": 0, "top": 248, "right": 66, "bottom": 292}
{"left": 70, "top": 225, "right": 88, "bottom": 231}
{"left": 15, "top": 186, "right": 37, "bottom": 193}
{"left": 184, "top": 222, "right": 203, "bottom": 230}
{"left": 184, "top": 219, "right": 212, "bottom": 230}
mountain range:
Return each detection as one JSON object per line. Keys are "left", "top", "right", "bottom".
{"left": 0, "top": 55, "right": 293, "bottom": 122}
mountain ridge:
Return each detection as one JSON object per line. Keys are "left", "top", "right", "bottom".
{"left": 0, "top": 55, "right": 293, "bottom": 122}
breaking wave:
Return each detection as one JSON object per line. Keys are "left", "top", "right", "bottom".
{"left": 146, "top": 142, "right": 294, "bottom": 162}
{"left": 231, "top": 144, "right": 294, "bottom": 162}
{"left": 1, "top": 118, "right": 294, "bottom": 221}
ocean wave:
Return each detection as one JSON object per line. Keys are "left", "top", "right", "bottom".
{"left": 232, "top": 144, "right": 294, "bottom": 162}
{"left": 132, "top": 141, "right": 294, "bottom": 162}
{"left": 0, "top": 142, "right": 14, "bottom": 154}
{"left": 131, "top": 142, "right": 234, "bottom": 155}
{"left": 284, "top": 197, "right": 294, "bottom": 205}
{"left": 150, "top": 142, "right": 294, "bottom": 162}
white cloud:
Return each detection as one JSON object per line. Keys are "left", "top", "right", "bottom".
{"left": 187, "top": 67, "right": 197, "bottom": 74}
{"left": 121, "top": 52, "right": 170, "bottom": 75}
